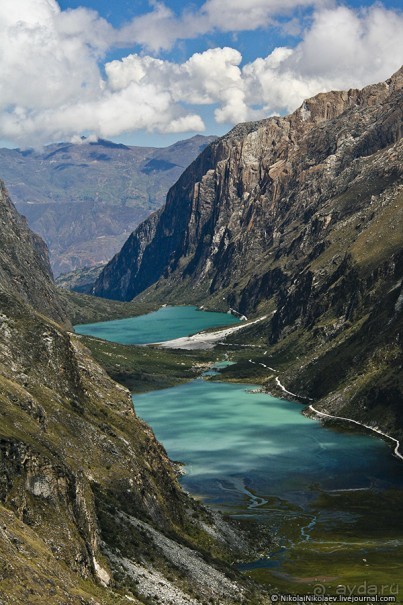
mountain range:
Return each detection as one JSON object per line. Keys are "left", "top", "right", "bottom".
{"left": 1, "top": 63, "right": 403, "bottom": 604}
{"left": 0, "top": 179, "right": 266, "bottom": 603}
{"left": 0, "top": 135, "right": 216, "bottom": 276}
{"left": 93, "top": 67, "right": 403, "bottom": 445}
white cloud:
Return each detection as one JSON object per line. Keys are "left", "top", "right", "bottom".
{"left": 0, "top": 1, "right": 403, "bottom": 146}
{"left": 0, "top": 0, "right": 107, "bottom": 114}
{"left": 106, "top": 47, "right": 243, "bottom": 104}
{"left": 118, "top": 2, "right": 188, "bottom": 54}
{"left": 242, "top": 5, "right": 403, "bottom": 115}
{"left": 0, "top": 0, "right": 209, "bottom": 144}
{"left": 105, "top": 47, "right": 254, "bottom": 125}
{"left": 114, "top": 0, "right": 327, "bottom": 53}
{"left": 200, "top": 0, "right": 324, "bottom": 32}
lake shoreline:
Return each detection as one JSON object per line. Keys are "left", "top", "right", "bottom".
{"left": 76, "top": 305, "right": 403, "bottom": 594}
{"left": 151, "top": 314, "right": 268, "bottom": 350}
{"left": 308, "top": 404, "right": 403, "bottom": 461}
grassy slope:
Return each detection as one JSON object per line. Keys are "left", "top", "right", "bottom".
{"left": 59, "top": 288, "right": 159, "bottom": 324}
{"left": 1, "top": 295, "right": 268, "bottom": 604}
{"left": 79, "top": 335, "right": 217, "bottom": 393}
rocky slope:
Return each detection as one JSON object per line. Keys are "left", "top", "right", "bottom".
{"left": 56, "top": 264, "right": 106, "bottom": 294}
{"left": 0, "top": 183, "right": 265, "bottom": 604}
{"left": 0, "top": 135, "right": 216, "bottom": 276}
{"left": 94, "top": 68, "right": 403, "bottom": 441}
{"left": 0, "top": 181, "right": 67, "bottom": 326}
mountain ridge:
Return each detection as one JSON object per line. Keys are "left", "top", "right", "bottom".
{"left": 0, "top": 181, "right": 67, "bottom": 326}
{"left": 93, "top": 67, "right": 403, "bottom": 303}
{"left": 93, "top": 67, "right": 403, "bottom": 443}
{"left": 0, "top": 182, "right": 265, "bottom": 604}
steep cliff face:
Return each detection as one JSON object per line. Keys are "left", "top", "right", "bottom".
{"left": 93, "top": 68, "right": 403, "bottom": 436}
{"left": 0, "top": 187, "right": 263, "bottom": 603}
{"left": 94, "top": 68, "right": 403, "bottom": 306}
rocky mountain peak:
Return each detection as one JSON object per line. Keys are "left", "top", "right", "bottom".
{"left": 93, "top": 66, "right": 403, "bottom": 304}
{"left": 92, "top": 68, "right": 403, "bottom": 443}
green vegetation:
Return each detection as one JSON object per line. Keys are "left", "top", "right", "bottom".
{"left": 80, "top": 335, "right": 217, "bottom": 393}
{"left": 1, "top": 301, "right": 263, "bottom": 603}
{"left": 0, "top": 503, "right": 139, "bottom": 605}
{"left": 59, "top": 288, "right": 160, "bottom": 324}
{"left": 244, "top": 489, "right": 403, "bottom": 599}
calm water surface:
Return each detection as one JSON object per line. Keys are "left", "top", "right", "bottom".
{"left": 74, "top": 305, "right": 239, "bottom": 344}
{"left": 135, "top": 379, "right": 403, "bottom": 588}
{"left": 134, "top": 379, "right": 403, "bottom": 511}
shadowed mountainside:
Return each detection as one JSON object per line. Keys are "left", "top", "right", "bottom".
{"left": 0, "top": 182, "right": 265, "bottom": 604}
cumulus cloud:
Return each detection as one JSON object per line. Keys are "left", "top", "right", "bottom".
{"left": 0, "top": 0, "right": 104, "bottom": 112}
{"left": 199, "top": 0, "right": 324, "bottom": 33}
{"left": 106, "top": 48, "right": 243, "bottom": 106}
{"left": 0, "top": 0, "right": 208, "bottom": 144}
{"left": 0, "top": 1, "right": 403, "bottom": 146}
{"left": 107, "top": 4, "right": 403, "bottom": 127}
{"left": 242, "top": 5, "right": 403, "bottom": 115}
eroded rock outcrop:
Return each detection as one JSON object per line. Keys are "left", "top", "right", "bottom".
{"left": 94, "top": 68, "right": 403, "bottom": 307}
{"left": 0, "top": 182, "right": 67, "bottom": 325}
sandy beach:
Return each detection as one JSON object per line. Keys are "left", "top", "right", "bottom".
{"left": 152, "top": 315, "right": 268, "bottom": 350}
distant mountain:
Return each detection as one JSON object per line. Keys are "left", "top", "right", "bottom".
{"left": 55, "top": 263, "right": 105, "bottom": 294}
{"left": 0, "top": 134, "right": 216, "bottom": 276}
{"left": 94, "top": 68, "right": 403, "bottom": 442}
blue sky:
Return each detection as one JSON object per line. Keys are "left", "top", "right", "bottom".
{"left": 1, "top": 0, "right": 403, "bottom": 148}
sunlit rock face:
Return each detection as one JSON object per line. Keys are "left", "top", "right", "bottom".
{"left": 94, "top": 68, "right": 403, "bottom": 310}
{"left": 94, "top": 67, "right": 403, "bottom": 437}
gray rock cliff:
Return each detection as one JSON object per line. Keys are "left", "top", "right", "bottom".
{"left": 93, "top": 67, "right": 403, "bottom": 439}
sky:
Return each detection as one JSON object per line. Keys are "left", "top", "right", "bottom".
{"left": 0, "top": 0, "right": 403, "bottom": 148}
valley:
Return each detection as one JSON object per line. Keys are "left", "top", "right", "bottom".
{"left": 0, "top": 183, "right": 267, "bottom": 604}
{"left": 93, "top": 67, "right": 403, "bottom": 463}
{"left": 1, "top": 63, "right": 403, "bottom": 605}
{"left": 0, "top": 135, "right": 216, "bottom": 276}
{"left": 76, "top": 307, "right": 403, "bottom": 599}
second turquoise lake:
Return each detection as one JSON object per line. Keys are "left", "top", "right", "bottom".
{"left": 74, "top": 305, "right": 240, "bottom": 344}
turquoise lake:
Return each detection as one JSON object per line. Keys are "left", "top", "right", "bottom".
{"left": 78, "top": 307, "right": 403, "bottom": 588}
{"left": 74, "top": 305, "right": 240, "bottom": 344}
{"left": 134, "top": 379, "right": 403, "bottom": 514}
{"left": 134, "top": 378, "right": 403, "bottom": 586}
